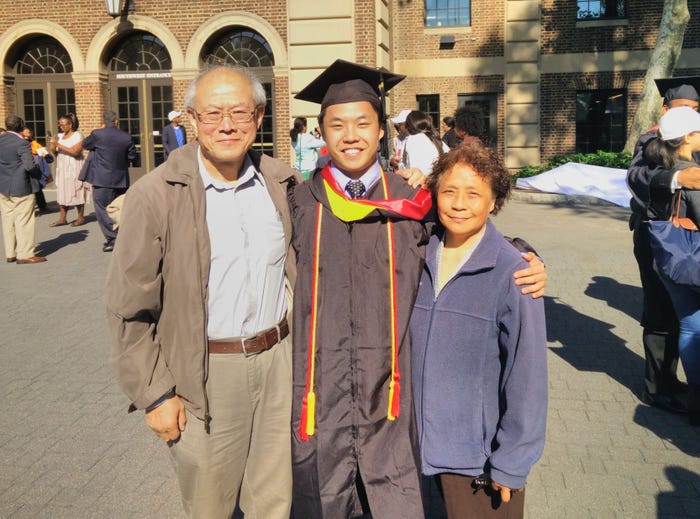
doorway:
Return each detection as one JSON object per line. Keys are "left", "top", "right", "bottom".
{"left": 110, "top": 75, "right": 173, "bottom": 182}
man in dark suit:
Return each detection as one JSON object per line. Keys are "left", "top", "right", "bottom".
{"left": 80, "top": 110, "right": 137, "bottom": 252}
{"left": 161, "top": 110, "right": 187, "bottom": 158}
{"left": 0, "top": 115, "right": 45, "bottom": 263}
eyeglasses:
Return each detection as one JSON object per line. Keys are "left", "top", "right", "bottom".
{"left": 191, "top": 109, "right": 257, "bottom": 125}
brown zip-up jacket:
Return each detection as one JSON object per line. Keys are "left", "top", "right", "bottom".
{"left": 106, "top": 142, "right": 298, "bottom": 425}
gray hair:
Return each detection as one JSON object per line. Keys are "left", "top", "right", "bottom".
{"left": 103, "top": 110, "right": 118, "bottom": 125}
{"left": 184, "top": 65, "right": 267, "bottom": 110}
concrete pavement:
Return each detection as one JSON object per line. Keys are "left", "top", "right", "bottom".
{"left": 0, "top": 191, "right": 698, "bottom": 518}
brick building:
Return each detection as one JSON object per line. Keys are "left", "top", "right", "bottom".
{"left": 1, "top": 1, "right": 698, "bottom": 178}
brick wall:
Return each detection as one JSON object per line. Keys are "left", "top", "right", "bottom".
{"left": 4, "top": 1, "right": 700, "bottom": 169}
{"left": 541, "top": 0, "right": 699, "bottom": 54}
{"left": 391, "top": 0, "right": 504, "bottom": 60}
{"left": 355, "top": 0, "right": 377, "bottom": 64}
{"left": 392, "top": 74, "right": 504, "bottom": 156}
{"left": 1, "top": 1, "right": 290, "bottom": 157}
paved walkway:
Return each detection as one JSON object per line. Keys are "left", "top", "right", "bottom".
{"left": 0, "top": 191, "right": 698, "bottom": 518}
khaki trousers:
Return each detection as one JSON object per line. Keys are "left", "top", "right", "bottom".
{"left": 170, "top": 335, "right": 293, "bottom": 519}
{"left": 0, "top": 192, "right": 36, "bottom": 259}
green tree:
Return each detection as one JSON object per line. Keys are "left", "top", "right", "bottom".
{"left": 624, "top": 0, "right": 689, "bottom": 152}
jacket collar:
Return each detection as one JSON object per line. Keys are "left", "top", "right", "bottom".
{"left": 162, "top": 142, "right": 295, "bottom": 186}
{"left": 425, "top": 219, "right": 502, "bottom": 279}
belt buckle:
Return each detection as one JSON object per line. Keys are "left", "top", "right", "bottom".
{"left": 240, "top": 335, "right": 254, "bottom": 357}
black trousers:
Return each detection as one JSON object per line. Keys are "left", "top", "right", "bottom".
{"left": 93, "top": 186, "right": 126, "bottom": 245}
{"left": 35, "top": 188, "right": 47, "bottom": 210}
{"left": 440, "top": 474, "right": 525, "bottom": 519}
{"left": 631, "top": 213, "right": 681, "bottom": 394}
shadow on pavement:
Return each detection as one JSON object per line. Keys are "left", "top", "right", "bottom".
{"left": 545, "top": 296, "right": 642, "bottom": 395}
{"left": 633, "top": 406, "right": 700, "bottom": 457}
{"left": 584, "top": 276, "right": 642, "bottom": 323}
{"left": 37, "top": 229, "right": 89, "bottom": 256}
{"left": 657, "top": 466, "right": 700, "bottom": 516}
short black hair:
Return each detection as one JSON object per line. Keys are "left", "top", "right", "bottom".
{"left": 453, "top": 105, "right": 484, "bottom": 137}
{"left": 59, "top": 113, "right": 79, "bottom": 131}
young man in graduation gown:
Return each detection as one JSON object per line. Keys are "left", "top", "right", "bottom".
{"left": 288, "top": 60, "right": 547, "bottom": 519}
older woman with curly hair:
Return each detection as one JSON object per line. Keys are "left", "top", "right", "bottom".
{"left": 410, "top": 141, "right": 548, "bottom": 518}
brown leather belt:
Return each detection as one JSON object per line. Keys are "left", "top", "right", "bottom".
{"left": 208, "top": 317, "right": 289, "bottom": 356}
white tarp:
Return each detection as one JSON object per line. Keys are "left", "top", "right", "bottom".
{"left": 515, "top": 162, "right": 631, "bottom": 207}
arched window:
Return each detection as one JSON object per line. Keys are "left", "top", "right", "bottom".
{"left": 202, "top": 28, "right": 274, "bottom": 67}
{"left": 10, "top": 37, "right": 74, "bottom": 140}
{"left": 108, "top": 32, "right": 172, "bottom": 71}
{"left": 201, "top": 28, "right": 275, "bottom": 157}
{"left": 14, "top": 37, "right": 73, "bottom": 74}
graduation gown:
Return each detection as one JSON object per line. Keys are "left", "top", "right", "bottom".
{"left": 289, "top": 165, "right": 429, "bottom": 518}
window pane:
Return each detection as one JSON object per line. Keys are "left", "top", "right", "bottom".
{"left": 425, "top": 0, "right": 470, "bottom": 27}
{"left": 575, "top": 90, "right": 626, "bottom": 153}
{"left": 577, "top": 0, "right": 625, "bottom": 20}
{"left": 252, "top": 83, "right": 274, "bottom": 157}
{"left": 417, "top": 94, "right": 440, "bottom": 129}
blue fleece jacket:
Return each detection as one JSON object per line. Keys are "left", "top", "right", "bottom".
{"left": 410, "top": 219, "right": 547, "bottom": 489}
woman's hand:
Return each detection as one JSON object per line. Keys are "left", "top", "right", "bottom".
{"left": 491, "top": 481, "right": 521, "bottom": 503}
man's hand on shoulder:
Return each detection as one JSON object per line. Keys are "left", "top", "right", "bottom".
{"left": 677, "top": 167, "right": 700, "bottom": 190}
{"left": 514, "top": 252, "right": 547, "bottom": 299}
{"left": 145, "top": 394, "right": 186, "bottom": 443}
{"left": 395, "top": 167, "right": 427, "bottom": 189}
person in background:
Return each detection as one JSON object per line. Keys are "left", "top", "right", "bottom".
{"left": 402, "top": 110, "right": 449, "bottom": 177}
{"left": 0, "top": 115, "right": 45, "bottom": 263}
{"left": 289, "top": 116, "right": 325, "bottom": 179}
{"left": 410, "top": 141, "right": 547, "bottom": 518}
{"left": 22, "top": 127, "right": 53, "bottom": 213}
{"left": 441, "top": 116, "right": 461, "bottom": 149}
{"left": 49, "top": 113, "right": 88, "bottom": 227}
{"left": 645, "top": 106, "right": 700, "bottom": 426}
{"left": 162, "top": 110, "right": 187, "bottom": 158}
{"left": 79, "top": 110, "right": 137, "bottom": 252}
{"left": 453, "top": 105, "right": 486, "bottom": 146}
{"left": 390, "top": 109, "right": 411, "bottom": 171}
{"left": 626, "top": 79, "right": 700, "bottom": 414}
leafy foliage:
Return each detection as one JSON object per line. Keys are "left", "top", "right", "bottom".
{"left": 513, "top": 150, "right": 632, "bottom": 180}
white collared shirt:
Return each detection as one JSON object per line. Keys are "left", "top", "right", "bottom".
{"left": 197, "top": 148, "right": 286, "bottom": 339}
{"left": 329, "top": 159, "right": 382, "bottom": 197}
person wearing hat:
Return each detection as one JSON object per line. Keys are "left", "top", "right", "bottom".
{"left": 644, "top": 106, "right": 700, "bottom": 425}
{"left": 290, "top": 59, "right": 547, "bottom": 518}
{"left": 162, "top": 110, "right": 187, "bottom": 158}
{"left": 627, "top": 78, "right": 700, "bottom": 414}
{"left": 390, "top": 108, "right": 411, "bottom": 171}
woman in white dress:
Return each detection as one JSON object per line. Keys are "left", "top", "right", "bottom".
{"left": 49, "top": 113, "right": 88, "bottom": 227}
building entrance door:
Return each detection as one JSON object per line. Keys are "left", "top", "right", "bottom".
{"left": 111, "top": 75, "right": 173, "bottom": 183}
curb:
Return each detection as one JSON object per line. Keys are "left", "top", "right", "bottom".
{"left": 510, "top": 188, "right": 625, "bottom": 207}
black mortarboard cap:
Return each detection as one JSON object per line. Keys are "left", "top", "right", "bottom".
{"left": 654, "top": 76, "right": 700, "bottom": 104}
{"left": 295, "top": 59, "right": 406, "bottom": 110}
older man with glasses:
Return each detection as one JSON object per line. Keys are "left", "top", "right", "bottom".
{"left": 106, "top": 65, "right": 300, "bottom": 519}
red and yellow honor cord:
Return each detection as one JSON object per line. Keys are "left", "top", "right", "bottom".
{"left": 299, "top": 168, "right": 414, "bottom": 440}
